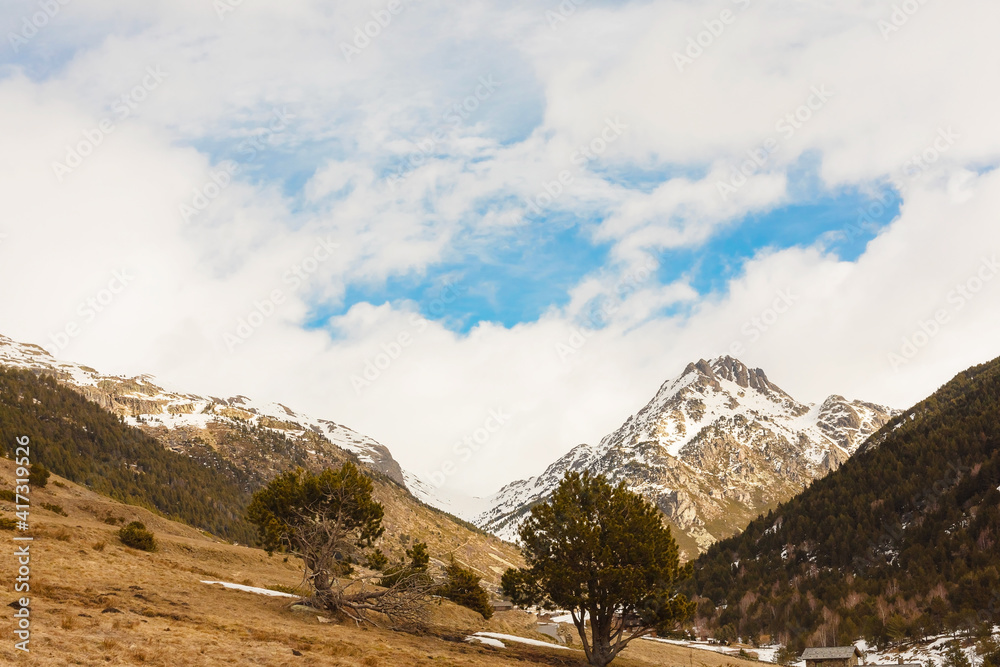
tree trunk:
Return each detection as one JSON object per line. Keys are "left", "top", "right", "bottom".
{"left": 589, "top": 637, "right": 615, "bottom": 667}
{"left": 587, "top": 613, "right": 615, "bottom": 667}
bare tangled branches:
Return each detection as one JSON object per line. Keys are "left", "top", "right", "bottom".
{"left": 326, "top": 571, "right": 436, "bottom": 628}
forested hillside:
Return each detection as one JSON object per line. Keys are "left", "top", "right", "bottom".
{"left": 0, "top": 365, "right": 523, "bottom": 585}
{"left": 0, "top": 366, "right": 259, "bottom": 542}
{"left": 689, "top": 356, "right": 1000, "bottom": 652}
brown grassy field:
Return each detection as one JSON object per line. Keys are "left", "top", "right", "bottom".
{"left": 0, "top": 459, "right": 761, "bottom": 667}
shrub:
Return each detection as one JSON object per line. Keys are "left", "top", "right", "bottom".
{"left": 42, "top": 503, "right": 68, "bottom": 516}
{"left": 379, "top": 542, "right": 431, "bottom": 588}
{"left": 266, "top": 584, "right": 303, "bottom": 596}
{"left": 945, "top": 642, "right": 972, "bottom": 667}
{"left": 775, "top": 646, "right": 798, "bottom": 665}
{"left": 0, "top": 489, "right": 15, "bottom": 502}
{"left": 28, "top": 463, "right": 50, "bottom": 488}
{"left": 365, "top": 549, "right": 389, "bottom": 571}
{"left": 0, "top": 517, "right": 16, "bottom": 530}
{"left": 716, "top": 624, "right": 737, "bottom": 645}
{"left": 118, "top": 521, "right": 156, "bottom": 551}
{"left": 978, "top": 637, "right": 1000, "bottom": 667}
{"left": 437, "top": 557, "right": 493, "bottom": 619}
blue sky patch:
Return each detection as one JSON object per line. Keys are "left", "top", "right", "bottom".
{"left": 655, "top": 184, "right": 901, "bottom": 296}
{"left": 316, "top": 219, "right": 611, "bottom": 332}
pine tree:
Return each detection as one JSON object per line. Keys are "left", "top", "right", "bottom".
{"left": 247, "top": 464, "right": 435, "bottom": 627}
{"left": 438, "top": 557, "right": 493, "bottom": 619}
{"left": 945, "top": 642, "right": 971, "bottom": 667}
{"left": 502, "top": 471, "right": 694, "bottom": 666}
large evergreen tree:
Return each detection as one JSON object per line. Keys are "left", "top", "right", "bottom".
{"left": 248, "top": 463, "right": 432, "bottom": 626}
{"left": 502, "top": 471, "right": 694, "bottom": 667}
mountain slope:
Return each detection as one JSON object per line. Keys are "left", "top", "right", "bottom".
{"left": 0, "top": 455, "right": 761, "bottom": 666}
{"left": 0, "top": 334, "right": 407, "bottom": 485}
{"left": 0, "top": 457, "right": 566, "bottom": 666}
{"left": 689, "top": 355, "right": 1000, "bottom": 650}
{"left": 476, "top": 356, "right": 895, "bottom": 556}
{"left": 0, "top": 336, "right": 521, "bottom": 586}
{"left": 0, "top": 364, "right": 260, "bottom": 543}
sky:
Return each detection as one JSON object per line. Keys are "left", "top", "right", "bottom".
{"left": 1, "top": 0, "right": 999, "bottom": 503}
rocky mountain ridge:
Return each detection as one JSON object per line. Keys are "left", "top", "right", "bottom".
{"left": 0, "top": 333, "right": 414, "bottom": 491}
{"left": 474, "top": 356, "right": 897, "bottom": 556}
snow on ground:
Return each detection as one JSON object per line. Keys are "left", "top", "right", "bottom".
{"left": 201, "top": 580, "right": 299, "bottom": 598}
{"left": 860, "top": 629, "right": 999, "bottom": 667}
{"left": 550, "top": 611, "right": 587, "bottom": 624}
{"left": 126, "top": 413, "right": 218, "bottom": 429}
{"left": 639, "top": 629, "right": 996, "bottom": 667}
{"left": 466, "top": 636, "right": 506, "bottom": 648}
{"left": 744, "top": 645, "right": 780, "bottom": 662}
{"left": 640, "top": 637, "right": 781, "bottom": 663}
{"left": 467, "top": 632, "right": 573, "bottom": 650}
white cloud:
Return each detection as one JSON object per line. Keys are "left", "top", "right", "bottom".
{"left": 1, "top": 0, "right": 999, "bottom": 502}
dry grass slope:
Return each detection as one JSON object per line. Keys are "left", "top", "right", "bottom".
{"left": 0, "top": 459, "right": 765, "bottom": 667}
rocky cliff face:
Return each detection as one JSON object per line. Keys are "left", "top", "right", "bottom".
{"left": 474, "top": 356, "right": 896, "bottom": 557}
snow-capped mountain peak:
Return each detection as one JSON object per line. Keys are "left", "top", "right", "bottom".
{"left": 474, "top": 356, "right": 896, "bottom": 554}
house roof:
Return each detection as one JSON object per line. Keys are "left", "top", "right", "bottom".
{"left": 801, "top": 647, "right": 863, "bottom": 660}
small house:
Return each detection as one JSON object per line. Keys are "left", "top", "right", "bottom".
{"left": 491, "top": 599, "right": 514, "bottom": 613}
{"left": 801, "top": 646, "right": 864, "bottom": 667}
